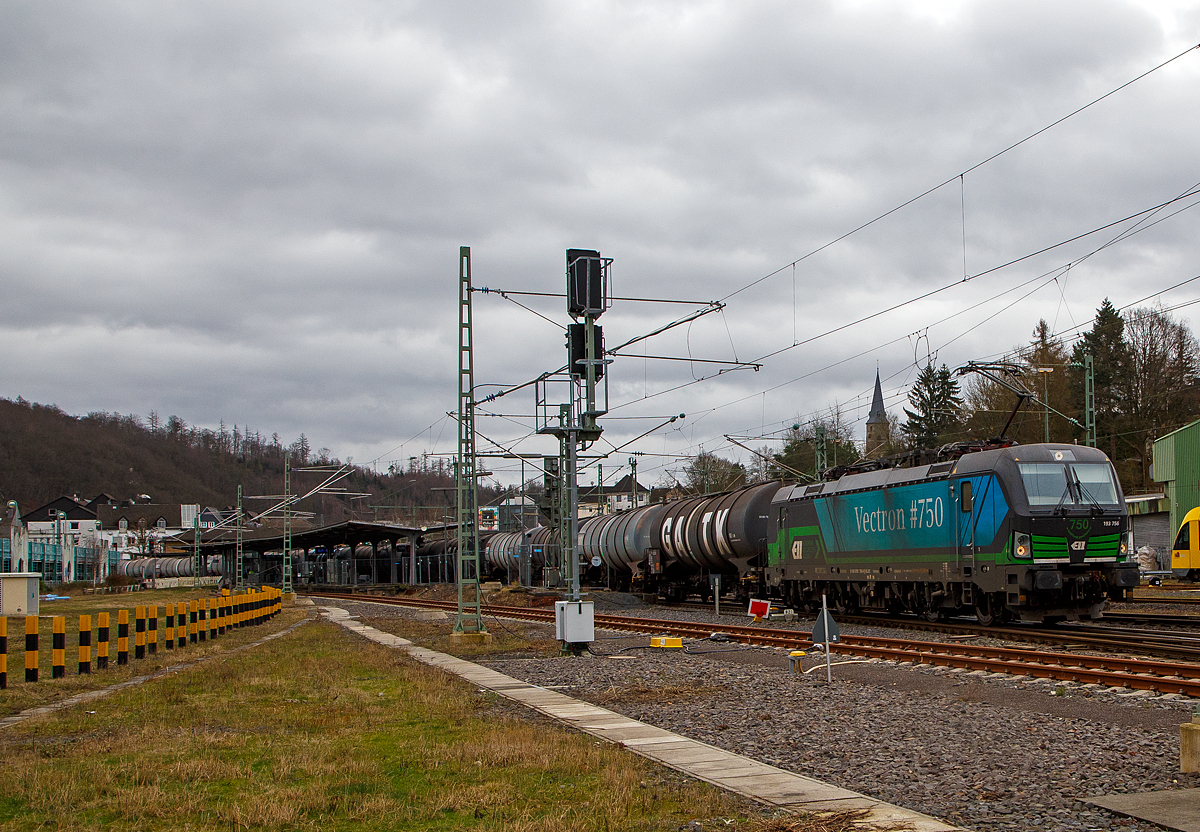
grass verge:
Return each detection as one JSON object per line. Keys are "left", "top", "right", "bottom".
{"left": 0, "top": 616, "right": 784, "bottom": 831}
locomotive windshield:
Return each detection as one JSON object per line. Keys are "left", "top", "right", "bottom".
{"left": 1018, "top": 462, "right": 1120, "bottom": 507}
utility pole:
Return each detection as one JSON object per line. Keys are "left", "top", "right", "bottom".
{"left": 1084, "top": 353, "right": 1096, "bottom": 447}
{"left": 597, "top": 463, "right": 604, "bottom": 515}
{"left": 454, "top": 246, "right": 488, "bottom": 641}
{"left": 235, "top": 485, "right": 244, "bottom": 590}
{"left": 629, "top": 456, "right": 637, "bottom": 509}
{"left": 815, "top": 425, "right": 827, "bottom": 475}
{"left": 1037, "top": 367, "right": 1054, "bottom": 443}
{"left": 192, "top": 511, "right": 201, "bottom": 589}
{"left": 283, "top": 452, "right": 293, "bottom": 594}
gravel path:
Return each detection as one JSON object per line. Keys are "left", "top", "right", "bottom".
{"left": 334, "top": 596, "right": 1200, "bottom": 832}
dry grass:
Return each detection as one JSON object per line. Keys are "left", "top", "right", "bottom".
{"left": 362, "top": 613, "right": 563, "bottom": 659}
{"left": 0, "top": 617, "right": 755, "bottom": 830}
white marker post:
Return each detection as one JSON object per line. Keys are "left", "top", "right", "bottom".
{"left": 810, "top": 593, "right": 840, "bottom": 684}
{"left": 822, "top": 593, "right": 832, "bottom": 683}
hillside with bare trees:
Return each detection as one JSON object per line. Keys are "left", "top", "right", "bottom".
{"left": 0, "top": 397, "right": 486, "bottom": 524}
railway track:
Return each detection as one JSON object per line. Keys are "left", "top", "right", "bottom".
{"left": 307, "top": 591, "right": 1200, "bottom": 697}
{"left": 671, "top": 599, "right": 1200, "bottom": 656}
{"left": 1125, "top": 592, "right": 1200, "bottom": 604}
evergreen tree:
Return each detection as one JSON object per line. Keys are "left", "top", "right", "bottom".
{"left": 1069, "top": 299, "right": 1129, "bottom": 458}
{"left": 901, "top": 363, "right": 963, "bottom": 449}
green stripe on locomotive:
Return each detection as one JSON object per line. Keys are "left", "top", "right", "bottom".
{"left": 1031, "top": 532, "right": 1121, "bottom": 559}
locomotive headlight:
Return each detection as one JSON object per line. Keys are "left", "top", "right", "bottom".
{"left": 1120, "top": 531, "right": 1133, "bottom": 557}
{"left": 1014, "top": 532, "right": 1031, "bottom": 559}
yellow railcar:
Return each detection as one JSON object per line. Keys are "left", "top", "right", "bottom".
{"left": 1171, "top": 506, "right": 1200, "bottom": 580}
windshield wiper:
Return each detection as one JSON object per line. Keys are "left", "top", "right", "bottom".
{"left": 1052, "top": 477, "right": 1074, "bottom": 515}
{"left": 1072, "top": 469, "right": 1105, "bottom": 515}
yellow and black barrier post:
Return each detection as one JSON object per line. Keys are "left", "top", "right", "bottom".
{"left": 117, "top": 609, "right": 129, "bottom": 665}
{"left": 78, "top": 614, "right": 91, "bottom": 675}
{"left": 165, "top": 603, "right": 175, "bottom": 649}
{"left": 148, "top": 604, "right": 158, "bottom": 655}
{"left": 134, "top": 606, "right": 146, "bottom": 660}
{"left": 177, "top": 604, "right": 186, "bottom": 649}
{"left": 207, "top": 600, "right": 216, "bottom": 640}
{"left": 0, "top": 616, "right": 7, "bottom": 690}
{"left": 233, "top": 593, "right": 242, "bottom": 628}
{"left": 198, "top": 599, "right": 207, "bottom": 642}
{"left": 25, "top": 616, "right": 38, "bottom": 683}
{"left": 216, "top": 596, "right": 225, "bottom": 635}
{"left": 51, "top": 616, "right": 65, "bottom": 679}
{"left": 97, "top": 612, "right": 110, "bottom": 670}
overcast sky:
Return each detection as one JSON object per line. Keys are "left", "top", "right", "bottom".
{"left": 3, "top": 1, "right": 1200, "bottom": 491}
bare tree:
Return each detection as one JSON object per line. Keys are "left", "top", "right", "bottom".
{"left": 1118, "top": 305, "right": 1200, "bottom": 486}
{"left": 683, "top": 451, "right": 746, "bottom": 495}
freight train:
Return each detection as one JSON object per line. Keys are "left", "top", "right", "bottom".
{"left": 574, "top": 442, "right": 1139, "bottom": 624}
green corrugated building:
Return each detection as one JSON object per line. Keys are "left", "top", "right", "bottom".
{"left": 1152, "top": 418, "right": 1200, "bottom": 540}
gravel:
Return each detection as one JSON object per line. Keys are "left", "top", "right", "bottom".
{"left": 330, "top": 595, "right": 1200, "bottom": 832}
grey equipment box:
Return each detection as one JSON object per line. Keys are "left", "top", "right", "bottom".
{"left": 554, "top": 600, "right": 595, "bottom": 643}
{"left": 0, "top": 573, "right": 40, "bottom": 616}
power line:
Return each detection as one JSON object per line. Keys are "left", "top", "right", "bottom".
{"left": 717, "top": 41, "right": 1200, "bottom": 306}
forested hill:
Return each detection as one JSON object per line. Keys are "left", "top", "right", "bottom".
{"left": 0, "top": 397, "right": 477, "bottom": 525}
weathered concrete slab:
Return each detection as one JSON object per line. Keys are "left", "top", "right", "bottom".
{"left": 646, "top": 745, "right": 740, "bottom": 765}
{"left": 1087, "top": 789, "right": 1200, "bottom": 832}
{"left": 621, "top": 735, "right": 704, "bottom": 747}
{"left": 580, "top": 720, "right": 647, "bottom": 730}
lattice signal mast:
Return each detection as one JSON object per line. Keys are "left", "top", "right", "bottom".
{"left": 455, "top": 247, "right": 486, "bottom": 637}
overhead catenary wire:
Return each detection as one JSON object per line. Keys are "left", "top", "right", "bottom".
{"left": 715, "top": 41, "right": 1200, "bottom": 306}
{"left": 444, "top": 46, "right": 1200, "bottom": 482}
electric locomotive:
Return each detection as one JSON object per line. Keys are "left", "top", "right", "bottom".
{"left": 767, "top": 443, "right": 1138, "bottom": 623}
{"left": 582, "top": 442, "right": 1139, "bottom": 624}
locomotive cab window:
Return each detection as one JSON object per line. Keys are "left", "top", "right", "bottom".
{"left": 1071, "top": 463, "right": 1119, "bottom": 504}
{"left": 1019, "top": 464, "right": 1069, "bottom": 505}
{"left": 1018, "top": 462, "right": 1120, "bottom": 507}
{"left": 959, "top": 481, "right": 972, "bottom": 513}
{"left": 1176, "top": 522, "right": 1191, "bottom": 552}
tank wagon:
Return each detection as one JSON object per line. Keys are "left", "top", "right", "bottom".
{"left": 483, "top": 527, "right": 551, "bottom": 579}
{"left": 577, "top": 482, "right": 780, "bottom": 601}
{"left": 117, "top": 556, "right": 223, "bottom": 579}
{"left": 582, "top": 443, "right": 1139, "bottom": 623}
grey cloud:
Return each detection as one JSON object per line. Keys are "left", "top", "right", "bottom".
{"left": 1, "top": 0, "right": 1196, "bottom": 484}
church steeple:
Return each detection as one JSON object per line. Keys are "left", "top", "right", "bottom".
{"left": 865, "top": 372, "right": 888, "bottom": 458}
